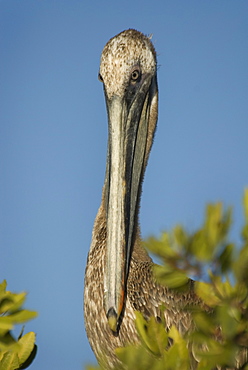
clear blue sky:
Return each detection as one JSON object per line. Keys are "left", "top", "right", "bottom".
{"left": 1, "top": 1, "right": 247, "bottom": 369}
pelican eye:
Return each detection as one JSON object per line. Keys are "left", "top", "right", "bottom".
{"left": 130, "top": 69, "right": 141, "bottom": 83}
{"left": 98, "top": 73, "right": 103, "bottom": 82}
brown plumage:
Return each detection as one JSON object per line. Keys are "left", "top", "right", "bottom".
{"left": 84, "top": 29, "right": 246, "bottom": 369}
{"left": 84, "top": 207, "right": 203, "bottom": 369}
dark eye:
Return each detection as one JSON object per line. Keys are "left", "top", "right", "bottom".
{"left": 131, "top": 69, "right": 140, "bottom": 82}
{"left": 98, "top": 73, "right": 103, "bottom": 82}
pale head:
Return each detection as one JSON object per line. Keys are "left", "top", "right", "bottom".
{"left": 99, "top": 29, "right": 157, "bottom": 99}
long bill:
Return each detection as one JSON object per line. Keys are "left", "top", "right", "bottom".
{"left": 103, "top": 75, "right": 158, "bottom": 332}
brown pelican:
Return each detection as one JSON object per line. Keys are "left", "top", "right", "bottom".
{"left": 84, "top": 29, "right": 205, "bottom": 368}
{"left": 84, "top": 29, "right": 248, "bottom": 369}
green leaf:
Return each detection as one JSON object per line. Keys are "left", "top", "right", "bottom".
{"left": 135, "top": 311, "right": 155, "bottom": 353}
{"left": 233, "top": 244, "right": 248, "bottom": 284}
{"left": 194, "top": 281, "right": 218, "bottom": 306}
{"left": 0, "top": 320, "right": 14, "bottom": 336}
{"left": 196, "top": 340, "right": 238, "bottom": 369}
{"left": 216, "top": 304, "right": 238, "bottom": 340}
{"left": 0, "top": 351, "right": 19, "bottom": 370}
{"left": 135, "top": 311, "right": 168, "bottom": 356}
{"left": 243, "top": 188, "right": 248, "bottom": 222}
{"left": 219, "top": 243, "right": 233, "bottom": 273}
{"left": 116, "top": 344, "right": 155, "bottom": 370}
{"left": 168, "top": 326, "right": 189, "bottom": 362}
{"left": 0, "top": 280, "right": 27, "bottom": 315}
{"left": 193, "top": 311, "right": 215, "bottom": 335}
{"left": 0, "top": 293, "right": 26, "bottom": 314}
{"left": 0, "top": 332, "right": 19, "bottom": 352}
{"left": 173, "top": 225, "right": 188, "bottom": 250}
{"left": 17, "top": 332, "right": 36, "bottom": 365}
{"left": 143, "top": 233, "right": 178, "bottom": 259}
{"left": 189, "top": 229, "right": 212, "bottom": 261}
{"left": 0, "top": 281, "right": 7, "bottom": 296}
{"left": 153, "top": 264, "right": 189, "bottom": 289}
{"left": 1, "top": 310, "right": 37, "bottom": 325}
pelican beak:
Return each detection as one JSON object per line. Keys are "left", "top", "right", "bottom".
{"left": 103, "top": 73, "right": 158, "bottom": 332}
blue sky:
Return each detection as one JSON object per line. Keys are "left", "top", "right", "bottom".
{"left": 1, "top": 1, "right": 247, "bottom": 369}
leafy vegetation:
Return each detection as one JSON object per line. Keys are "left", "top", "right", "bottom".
{"left": 0, "top": 280, "right": 37, "bottom": 369}
{"left": 87, "top": 189, "right": 248, "bottom": 369}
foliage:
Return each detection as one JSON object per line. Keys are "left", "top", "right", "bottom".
{"left": 0, "top": 281, "right": 37, "bottom": 369}
{"left": 87, "top": 189, "right": 248, "bottom": 369}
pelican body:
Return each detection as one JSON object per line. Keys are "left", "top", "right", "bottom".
{"left": 84, "top": 29, "right": 203, "bottom": 368}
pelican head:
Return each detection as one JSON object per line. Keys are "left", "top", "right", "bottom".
{"left": 99, "top": 29, "right": 158, "bottom": 332}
